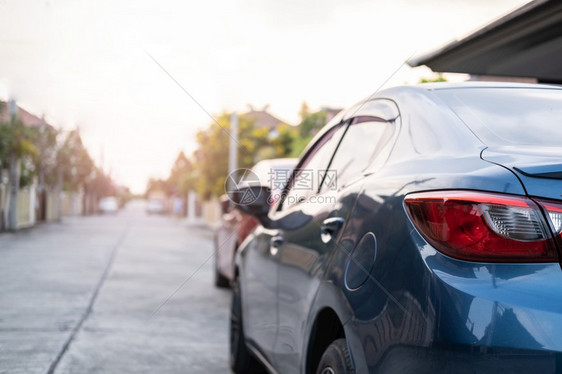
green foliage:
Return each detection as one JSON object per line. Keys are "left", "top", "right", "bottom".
{"left": 0, "top": 102, "right": 116, "bottom": 202}
{"left": 145, "top": 151, "right": 195, "bottom": 198}
{"left": 298, "top": 110, "right": 327, "bottom": 138}
{"left": 290, "top": 135, "right": 313, "bottom": 158}
{"left": 0, "top": 113, "right": 40, "bottom": 188}
{"left": 271, "top": 123, "right": 298, "bottom": 157}
{"left": 288, "top": 103, "right": 335, "bottom": 158}
{"left": 192, "top": 112, "right": 302, "bottom": 200}
{"left": 57, "top": 130, "right": 95, "bottom": 191}
{"left": 167, "top": 151, "right": 196, "bottom": 196}
{"left": 194, "top": 113, "right": 262, "bottom": 199}
{"left": 161, "top": 105, "right": 332, "bottom": 201}
{"left": 0, "top": 119, "right": 38, "bottom": 161}
{"left": 34, "top": 125, "right": 59, "bottom": 187}
{"left": 0, "top": 124, "right": 11, "bottom": 167}
{"left": 19, "top": 157, "right": 36, "bottom": 187}
{"left": 420, "top": 74, "right": 447, "bottom": 83}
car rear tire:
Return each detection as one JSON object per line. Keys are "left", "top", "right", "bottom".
{"left": 230, "top": 279, "right": 264, "bottom": 374}
{"left": 316, "top": 339, "right": 354, "bottom": 374}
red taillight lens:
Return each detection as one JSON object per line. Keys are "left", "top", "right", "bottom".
{"left": 404, "top": 191, "right": 559, "bottom": 262}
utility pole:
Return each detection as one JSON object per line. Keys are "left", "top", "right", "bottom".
{"left": 228, "top": 112, "right": 238, "bottom": 191}
{"left": 187, "top": 189, "right": 196, "bottom": 223}
{"left": 7, "top": 99, "right": 20, "bottom": 231}
{"left": 56, "top": 163, "right": 62, "bottom": 222}
{"left": 37, "top": 118, "right": 46, "bottom": 221}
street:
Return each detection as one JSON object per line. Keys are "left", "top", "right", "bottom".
{"left": 0, "top": 200, "right": 231, "bottom": 373}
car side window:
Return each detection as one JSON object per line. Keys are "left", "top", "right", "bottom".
{"left": 320, "top": 116, "right": 393, "bottom": 192}
{"left": 279, "top": 123, "right": 346, "bottom": 210}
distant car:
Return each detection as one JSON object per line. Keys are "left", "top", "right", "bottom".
{"left": 146, "top": 198, "right": 166, "bottom": 214}
{"left": 229, "top": 83, "right": 562, "bottom": 373}
{"left": 98, "top": 196, "right": 118, "bottom": 214}
{"left": 214, "top": 158, "right": 297, "bottom": 288}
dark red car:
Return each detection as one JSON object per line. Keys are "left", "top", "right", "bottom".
{"left": 214, "top": 158, "right": 297, "bottom": 288}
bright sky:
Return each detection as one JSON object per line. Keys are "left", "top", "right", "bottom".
{"left": 0, "top": 0, "right": 530, "bottom": 194}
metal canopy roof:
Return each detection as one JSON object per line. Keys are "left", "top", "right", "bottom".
{"left": 408, "top": 0, "right": 562, "bottom": 83}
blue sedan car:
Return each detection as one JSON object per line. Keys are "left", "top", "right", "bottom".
{"left": 229, "top": 83, "right": 562, "bottom": 374}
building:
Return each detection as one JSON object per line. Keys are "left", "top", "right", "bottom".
{"left": 0, "top": 104, "right": 46, "bottom": 128}
{"left": 408, "top": 0, "right": 562, "bottom": 84}
{"left": 242, "top": 104, "right": 291, "bottom": 131}
{"left": 0, "top": 102, "right": 63, "bottom": 230}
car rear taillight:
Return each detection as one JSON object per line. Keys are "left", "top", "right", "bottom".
{"left": 404, "top": 191, "right": 560, "bottom": 262}
{"left": 536, "top": 199, "right": 562, "bottom": 246}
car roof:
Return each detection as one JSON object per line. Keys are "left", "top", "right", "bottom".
{"left": 300, "top": 81, "right": 562, "bottom": 160}
{"left": 340, "top": 81, "right": 562, "bottom": 120}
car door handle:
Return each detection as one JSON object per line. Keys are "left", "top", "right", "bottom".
{"left": 270, "top": 235, "right": 284, "bottom": 256}
{"left": 321, "top": 217, "right": 345, "bottom": 243}
{"left": 271, "top": 235, "right": 284, "bottom": 248}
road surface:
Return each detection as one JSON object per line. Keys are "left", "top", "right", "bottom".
{"left": 0, "top": 200, "right": 231, "bottom": 373}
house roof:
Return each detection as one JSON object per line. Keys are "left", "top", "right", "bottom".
{"left": 0, "top": 101, "right": 48, "bottom": 128}
{"left": 408, "top": 0, "right": 562, "bottom": 83}
{"left": 242, "top": 106, "right": 288, "bottom": 130}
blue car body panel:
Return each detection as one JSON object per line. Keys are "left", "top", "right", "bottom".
{"left": 235, "top": 83, "right": 562, "bottom": 373}
{"left": 482, "top": 146, "right": 562, "bottom": 201}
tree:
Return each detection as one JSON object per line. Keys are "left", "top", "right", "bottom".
{"left": 144, "top": 152, "right": 196, "bottom": 199}
{"left": 165, "top": 108, "right": 301, "bottom": 202}
{"left": 1, "top": 102, "right": 113, "bottom": 224}
{"left": 145, "top": 177, "right": 169, "bottom": 197}
{"left": 0, "top": 115, "right": 39, "bottom": 186}
{"left": 34, "top": 123, "right": 59, "bottom": 189}
{"left": 0, "top": 107, "right": 29, "bottom": 161}
{"left": 167, "top": 151, "right": 196, "bottom": 197}
{"left": 194, "top": 113, "right": 270, "bottom": 199}
{"left": 298, "top": 110, "right": 327, "bottom": 139}
{"left": 86, "top": 167, "right": 115, "bottom": 198}
{"left": 56, "top": 129, "right": 95, "bottom": 192}
{"left": 291, "top": 103, "right": 332, "bottom": 157}
{"left": 270, "top": 123, "right": 299, "bottom": 158}
{"left": 53, "top": 129, "right": 95, "bottom": 218}
{"left": 0, "top": 102, "right": 39, "bottom": 230}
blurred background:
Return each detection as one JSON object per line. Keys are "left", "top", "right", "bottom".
{"left": 1, "top": 1, "right": 546, "bottom": 373}
{"left": 0, "top": 0, "right": 530, "bottom": 230}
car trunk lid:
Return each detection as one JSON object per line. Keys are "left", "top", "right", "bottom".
{"left": 482, "top": 146, "right": 562, "bottom": 201}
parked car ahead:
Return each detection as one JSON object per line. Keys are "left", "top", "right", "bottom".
{"left": 214, "top": 157, "right": 297, "bottom": 288}
{"left": 229, "top": 83, "right": 562, "bottom": 374}
{"left": 146, "top": 198, "right": 166, "bottom": 214}
{"left": 98, "top": 196, "right": 118, "bottom": 214}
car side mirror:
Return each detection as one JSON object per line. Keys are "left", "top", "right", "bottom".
{"left": 228, "top": 185, "right": 274, "bottom": 227}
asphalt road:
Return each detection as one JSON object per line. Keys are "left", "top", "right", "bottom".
{"left": 0, "top": 200, "right": 231, "bottom": 373}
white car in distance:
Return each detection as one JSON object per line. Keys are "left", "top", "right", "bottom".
{"left": 99, "top": 196, "right": 119, "bottom": 214}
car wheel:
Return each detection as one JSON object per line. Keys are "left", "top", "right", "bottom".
{"left": 214, "top": 256, "right": 230, "bottom": 288}
{"left": 316, "top": 339, "right": 354, "bottom": 374}
{"left": 230, "top": 279, "right": 264, "bottom": 374}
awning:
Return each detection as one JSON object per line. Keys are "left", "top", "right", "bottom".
{"left": 408, "top": 0, "right": 562, "bottom": 84}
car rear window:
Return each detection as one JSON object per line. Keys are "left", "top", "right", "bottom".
{"left": 435, "top": 87, "right": 562, "bottom": 147}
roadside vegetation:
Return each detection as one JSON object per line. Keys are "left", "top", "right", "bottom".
{"left": 148, "top": 104, "right": 333, "bottom": 201}
{"left": 0, "top": 101, "right": 129, "bottom": 230}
